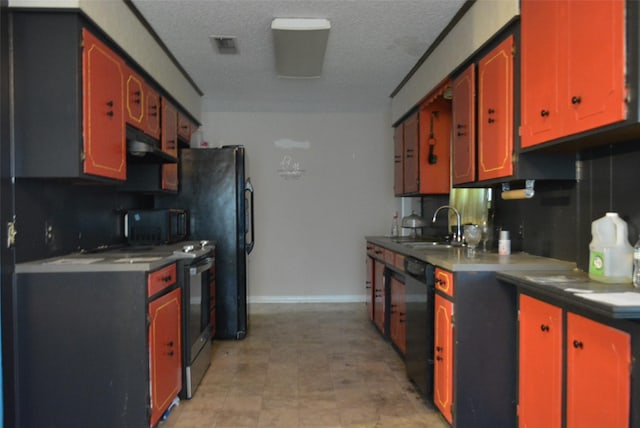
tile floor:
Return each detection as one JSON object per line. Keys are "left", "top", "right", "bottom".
{"left": 161, "top": 303, "right": 448, "bottom": 428}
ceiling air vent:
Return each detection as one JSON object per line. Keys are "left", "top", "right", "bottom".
{"left": 210, "top": 36, "right": 238, "bottom": 54}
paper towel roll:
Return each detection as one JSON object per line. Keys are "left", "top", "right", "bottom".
{"left": 501, "top": 188, "right": 534, "bottom": 200}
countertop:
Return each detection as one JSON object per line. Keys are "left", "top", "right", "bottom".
{"left": 497, "top": 270, "right": 640, "bottom": 319}
{"left": 16, "top": 241, "right": 215, "bottom": 273}
{"left": 366, "top": 236, "right": 575, "bottom": 272}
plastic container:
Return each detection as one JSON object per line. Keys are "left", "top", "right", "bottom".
{"left": 498, "top": 230, "right": 511, "bottom": 255}
{"left": 589, "top": 212, "right": 633, "bottom": 283}
{"left": 633, "top": 235, "right": 640, "bottom": 288}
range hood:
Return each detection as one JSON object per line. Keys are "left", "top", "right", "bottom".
{"left": 126, "top": 126, "right": 176, "bottom": 164}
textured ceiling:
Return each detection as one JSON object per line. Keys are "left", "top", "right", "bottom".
{"left": 131, "top": 0, "right": 467, "bottom": 113}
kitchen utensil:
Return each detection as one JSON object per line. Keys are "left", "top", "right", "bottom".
{"left": 463, "top": 224, "right": 482, "bottom": 257}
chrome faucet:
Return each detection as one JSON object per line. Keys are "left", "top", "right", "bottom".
{"left": 432, "top": 205, "right": 463, "bottom": 245}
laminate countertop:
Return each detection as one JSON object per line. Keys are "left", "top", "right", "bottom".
{"left": 16, "top": 241, "right": 215, "bottom": 273}
{"left": 497, "top": 270, "right": 640, "bottom": 319}
{"left": 366, "top": 236, "right": 575, "bottom": 272}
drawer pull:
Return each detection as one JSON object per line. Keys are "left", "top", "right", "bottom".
{"left": 573, "top": 340, "right": 584, "bottom": 349}
{"left": 540, "top": 324, "right": 550, "bottom": 332}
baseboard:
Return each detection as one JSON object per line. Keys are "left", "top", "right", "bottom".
{"left": 248, "top": 295, "right": 366, "bottom": 304}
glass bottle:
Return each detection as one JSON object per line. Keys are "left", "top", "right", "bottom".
{"left": 391, "top": 212, "right": 399, "bottom": 237}
{"left": 633, "top": 235, "right": 640, "bottom": 287}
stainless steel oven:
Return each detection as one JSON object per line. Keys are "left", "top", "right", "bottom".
{"left": 177, "top": 243, "right": 214, "bottom": 399}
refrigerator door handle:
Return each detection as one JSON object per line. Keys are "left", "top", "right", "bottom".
{"left": 245, "top": 178, "right": 255, "bottom": 254}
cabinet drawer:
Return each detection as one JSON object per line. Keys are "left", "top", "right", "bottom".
{"left": 148, "top": 263, "right": 177, "bottom": 297}
{"left": 394, "top": 254, "right": 405, "bottom": 271}
{"left": 372, "top": 245, "right": 384, "bottom": 260}
{"left": 384, "top": 249, "right": 395, "bottom": 265}
{"left": 366, "top": 242, "right": 375, "bottom": 257}
{"left": 435, "top": 268, "right": 454, "bottom": 297}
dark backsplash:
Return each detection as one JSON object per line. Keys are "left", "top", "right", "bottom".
{"left": 488, "top": 138, "right": 640, "bottom": 271}
{"left": 15, "top": 179, "right": 153, "bottom": 262}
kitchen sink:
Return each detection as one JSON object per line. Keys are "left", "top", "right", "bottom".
{"left": 403, "top": 241, "right": 453, "bottom": 249}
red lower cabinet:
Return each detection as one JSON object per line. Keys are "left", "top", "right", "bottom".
{"left": 365, "top": 255, "right": 374, "bottom": 321}
{"left": 148, "top": 288, "right": 182, "bottom": 427}
{"left": 389, "top": 276, "right": 406, "bottom": 354}
{"left": 434, "top": 293, "right": 454, "bottom": 424}
{"left": 518, "top": 295, "right": 562, "bottom": 428}
{"left": 518, "top": 294, "right": 631, "bottom": 428}
{"left": 566, "top": 313, "right": 630, "bottom": 428}
{"left": 373, "top": 259, "right": 386, "bottom": 334}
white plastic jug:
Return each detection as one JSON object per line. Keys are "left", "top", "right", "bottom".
{"left": 589, "top": 212, "right": 633, "bottom": 283}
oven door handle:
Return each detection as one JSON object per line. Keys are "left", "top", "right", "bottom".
{"left": 189, "top": 258, "right": 214, "bottom": 275}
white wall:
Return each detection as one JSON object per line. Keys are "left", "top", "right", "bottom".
{"left": 200, "top": 110, "right": 396, "bottom": 302}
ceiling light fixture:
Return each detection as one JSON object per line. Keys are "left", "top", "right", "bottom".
{"left": 271, "top": 18, "right": 331, "bottom": 78}
{"left": 210, "top": 36, "right": 238, "bottom": 54}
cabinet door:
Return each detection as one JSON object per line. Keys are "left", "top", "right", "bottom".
{"left": 365, "top": 255, "right": 374, "bottom": 321}
{"left": 390, "top": 277, "right": 406, "bottom": 354}
{"left": 434, "top": 294, "right": 454, "bottom": 424}
{"left": 393, "top": 124, "right": 404, "bottom": 196}
{"left": 518, "top": 295, "right": 562, "bottom": 428}
{"left": 566, "top": 313, "right": 630, "bottom": 428}
{"left": 145, "top": 84, "right": 161, "bottom": 140}
{"left": 82, "top": 29, "right": 126, "bottom": 180}
{"left": 177, "top": 113, "right": 193, "bottom": 142}
{"left": 520, "top": 0, "right": 564, "bottom": 148}
{"left": 403, "top": 113, "right": 419, "bottom": 194}
{"left": 148, "top": 288, "right": 182, "bottom": 427}
{"left": 478, "top": 35, "right": 514, "bottom": 181}
{"left": 124, "top": 67, "right": 144, "bottom": 128}
{"left": 419, "top": 96, "right": 451, "bottom": 194}
{"left": 374, "top": 260, "right": 386, "bottom": 334}
{"left": 435, "top": 268, "right": 454, "bottom": 298}
{"left": 452, "top": 64, "right": 475, "bottom": 185}
{"left": 564, "top": 0, "right": 626, "bottom": 137}
{"left": 161, "top": 98, "right": 179, "bottom": 192}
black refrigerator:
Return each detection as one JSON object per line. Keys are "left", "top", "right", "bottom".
{"left": 161, "top": 146, "right": 254, "bottom": 339}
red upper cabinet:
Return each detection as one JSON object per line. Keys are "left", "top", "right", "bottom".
{"left": 145, "top": 84, "right": 162, "bottom": 140}
{"left": 394, "top": 81, "right": 452, "bottom": 196}
{"left": 161, "top": 98, "right": 179, "bottom": 192}
{"left": 519, "top": 0, "right": 563, "bottom": 146}
{"left": 124, "top": 67, "right": 161, "bottom": 141}
{"left": 177, "top": 112, "right": 194, "bottom": 143}
{"left": 518, "top": 295, "right": 563, "bottom": 428}
{"left": 520, "top": 0, "right": 626, "bottom": 148}
{"left": 564, "top": 0, "right": 626, "bottom": 136}
{"left": 478, "top": 35, "right": 514, "bottom": 181}
{"left": 82, "top": 29, "right": 126, "bottom": 180}
{"left": 452, "top": 64, "right": 476, "bottom": 185}
{"left": 402, "top": 112, "right": 420, "bottom": 194}
{"left": 418, "top": 86, "right": 452, "bottom": 194}
{"left": 125, "top": 67, "right": 144, "bottom": 128}
{"left": 393, "top": 124, "right": 404, "bottom": 196}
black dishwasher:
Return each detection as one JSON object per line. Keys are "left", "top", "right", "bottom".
{"left": 404, "top": 257, "right": 435, "bottom": 400}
